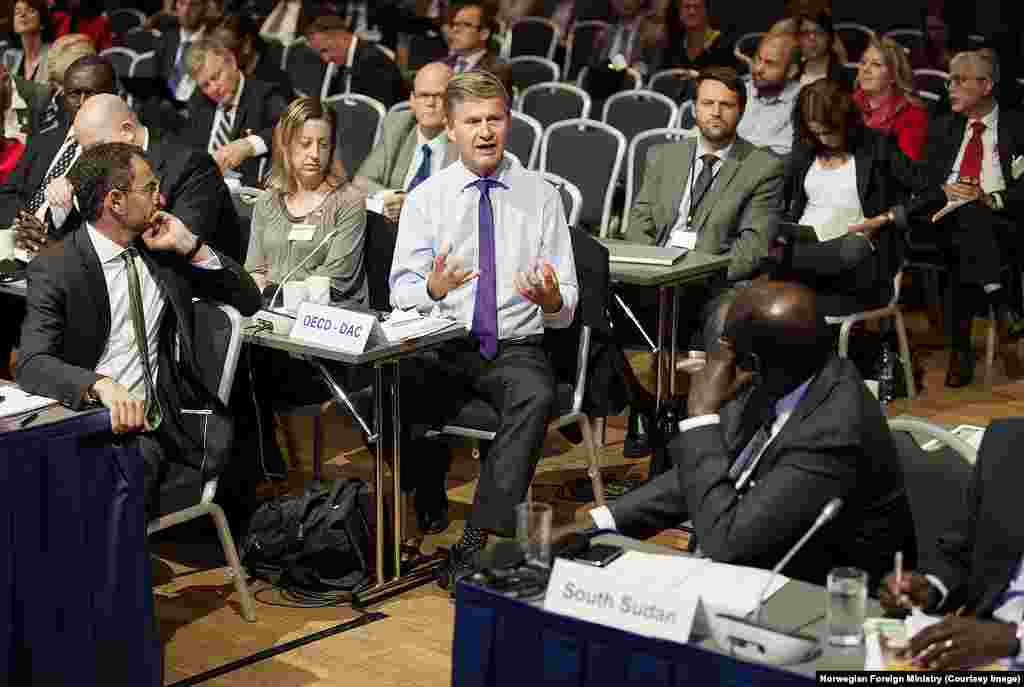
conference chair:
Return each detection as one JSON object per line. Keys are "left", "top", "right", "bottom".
{"left": 230, "top": 185, "right": 263, "bottom": 265}
{"left": 388, "top": 100, "right": 412, "bottom": 117}
{"left": 733, "top": 32, "right": 763, "bottom": 66}
{"left": 130, "top": 50, "right": 157, "bottom": 79}
{"left": 505, "top": 17, "right": 560, "bottom": 60}
{"left": 100, "top": 47, "right": 138, "bottom": 80}
{"left": 120, "top": 29, "right": 158, "bottom": 55}
{"left": 824, "top": 269, "right": 916, "bottom": 399}
{"left": 913, "top": 69, "right": 949, "bottom": 100}
{"left": 564, "top": 20, "right": 609, "bottom": 83}
{"left": 283, "top": 38, "right": 327, "bottom": 98}
{"left": 263, "top": 38, "right": 287, "bottom": 71}
{"left": 621, "top": 127, "right": 693, "bottom": 238}
{"left": 147, "top": 302, "right": 257, "bottom": 622}
{"left": 883, "top": 28, "right": 925, "bottom": 55}
{"left": 575, "top": 65, "right": 642, "bottom": 93}
{"left": 542, "top": 171, "right": 583, "bottom": 228}
{"left": 967, "top": 33, "right": 987, "bottom": 47}
{"left": 326, "top": 93, "right": 386, "bottom": 181}
{"left": 647, "top": 68, "right": 697, "bottom": 104}
{"left": 540, "top": 118, "right": 626, "bottom": 238}
{"left": 508, "top": 110, "right": 544, "bottom": 169}
{"left": 602, "top": 90, "right": 678, "bottom": 147}
{"left": 425, "top": 227, "right": 609, "bottom": 507}
{"left": 675, "top": 100, "right": 695, "bottom": 128}
{"left": 887, "top": 415, "right": 975, "bottom": 570}
{"left": 518, "top": 82, "right": 591, "bottom": 131}
{"left": 508, "top": 56, "right": 561, "bottom": 95}
{"left": 834, "top": 22, "right": 876, "bottom": 63}
{"left": 108, "top": 8, "right": 146, "bottom": 35}
{"left": 840, "top": 62, "right": 860, "bottom": 86}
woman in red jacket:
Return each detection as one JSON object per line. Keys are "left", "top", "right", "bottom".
{"left": 853, "top": 36, "right": 929, "bottom": 160}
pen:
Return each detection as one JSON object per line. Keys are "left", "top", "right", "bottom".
{"left": 19, "top": 411, "right": 40, "bottom": 428}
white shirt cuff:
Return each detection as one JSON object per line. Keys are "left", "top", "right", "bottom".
{"left": 924, "top": 574, "right": 949, "bottom": 610}
{"left": 678, "top": 414, "right": 721, "bottom": 433}
{"left": 192, "top": 250, "right": 222, "bottom": 270}
{"left": 589, "top": 505, "right": 617, "bottom": 531}
{"left": 246, "top": 134, "right": 268, "bottom": 157}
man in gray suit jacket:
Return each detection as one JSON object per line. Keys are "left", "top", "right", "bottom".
{"left": 354, "top": 61, "right": 457, "bottom": 224}
{"left": 625, "top": 66, "right": 784, "bottom": 283}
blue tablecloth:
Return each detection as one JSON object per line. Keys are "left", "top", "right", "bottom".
{"left": 0, "top": 409, "right": 161, "bottom": 686}
{"left": 453, "top": 581, "right": 814, "bottom": 687}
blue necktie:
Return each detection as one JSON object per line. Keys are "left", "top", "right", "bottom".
{"left": 469, "top": 177, "right": 504, "bottom": 359}
{"left": 408, "top": 144, "right": 433, "bottom": 191}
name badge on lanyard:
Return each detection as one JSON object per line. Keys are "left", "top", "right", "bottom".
{"left": 670, "top": 229, "right": 698, "bottom": 250}
{"left": 288, "top": 223, "right": 317, "bottom": 242}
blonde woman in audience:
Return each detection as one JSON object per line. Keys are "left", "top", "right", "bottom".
{"left": 246, "top": 96, "right": 368, "bottom": 306}
{"left": 9, "top": 0, "right": 57, "bottom": 84}
{"left": 853, "top": 36, "right": 928, "bottom": 159}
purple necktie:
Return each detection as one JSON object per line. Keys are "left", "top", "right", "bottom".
{"left": 468, "top": 177, "right": 504, "bottom": 359}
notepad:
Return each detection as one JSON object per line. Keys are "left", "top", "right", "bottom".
{"left": 0, "top": 386, "right": 58, "bottom": 419}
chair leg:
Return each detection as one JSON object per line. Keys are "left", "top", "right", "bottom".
{"left": 893, "top": 311, "right": 915, "bottom": 400}
{"left": 837, "top": 320, "right": 854, "bottom": 358}
{"left": 985, "top": 306, "right": 997, "bottom": 386}
{"left": 578, "top": 415, "right": 606, "bottom": 507}
{"left": 208, "top": 503, "right": 257, "bottom": 622}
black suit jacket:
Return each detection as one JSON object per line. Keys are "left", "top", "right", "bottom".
{"left": 16, "top": 228, "right": 261, "bottom": 471}
{"left": 0, "top": 123, "right": 70, "bottom": 228}
{"left": 325, "top": 40, "right": 407, "bottom": 107}
{"left": 180, "top": 77, "right": 289, "bottom": 186}
{"left": 611, "top": 355, "right": 916, "bottom": 586}
{"left": 154, "top": 26, "right": 185, "bottom": 87}
{"left": 779, "top": 131, "right": 932, "bottom": 315}
{"left": 930, "top": 418, "right": 1024, "bottom": 617}
{"left": 52, "top": 139, "right": 246, "bottom": 262}
{"left": 912, "top": 108, "right": 1024, "bottom": 220}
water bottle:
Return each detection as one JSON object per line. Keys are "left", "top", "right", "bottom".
{"left": 877, "top": 343, "right": 896, "bottom": 406}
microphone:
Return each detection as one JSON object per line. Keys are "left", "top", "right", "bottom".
{"left": 750, "top": 497, "right": 843, "bottom": 622}
{"left": 267, "top": 228, "right": 341, "bottom": 316}
{"left": 709, "top": 498, "right": 843, "bottom": 666}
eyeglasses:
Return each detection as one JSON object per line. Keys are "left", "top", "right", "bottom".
{"left": 118, "top": 180, "right": 161, "bottom": 196}
{"left": 449, "top": 20, "right": 482, "bottom": 30}
{"left": 947, "top": 75, "right": 989, "bottom": 89}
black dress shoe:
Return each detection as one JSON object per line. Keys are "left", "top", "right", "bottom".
{"left": 415, "top": 484, "right": 450, "bottom": 535}
{"left": 945, "top": 349, "right": 976, "bottom": 388}
{"left": 437, "top": 546, "right": 478, "bottom": 593}
{"left": 623, "top": 407, "right": 652, "bottom": 458}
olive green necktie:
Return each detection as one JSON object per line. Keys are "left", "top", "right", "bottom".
{"left": 122, "top": 247, "right": 162, "bottom": 431}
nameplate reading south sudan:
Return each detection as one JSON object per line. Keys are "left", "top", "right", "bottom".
{"left": 290, "top": 303, "right": 378, "bottom": 355}
{"left": 544, "top": 558, "right": 698, "bottom": 644}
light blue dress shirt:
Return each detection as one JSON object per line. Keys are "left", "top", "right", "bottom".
{"left": 736, "top": 77, "right": 801, "bottom": 157}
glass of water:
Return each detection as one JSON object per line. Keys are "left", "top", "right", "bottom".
{"left": 827, "top": 567, "right": 868, "bottom": 646}
{"left": 515, "top": 502, "right": 553, "bottom": 568}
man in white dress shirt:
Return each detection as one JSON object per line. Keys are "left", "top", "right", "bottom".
{"left": 390, "top": 70, "right": 578, "bottom": 580}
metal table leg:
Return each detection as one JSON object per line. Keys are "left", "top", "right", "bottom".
{"left": 670, "top": 285, "right": 680, "bottom": 397}
{"left": 655, "top": 286, "right": 669, "bottom": 412}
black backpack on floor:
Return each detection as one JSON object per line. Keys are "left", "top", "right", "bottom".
{"left": 242, "top": 478, "right": 372, "bottom": 595}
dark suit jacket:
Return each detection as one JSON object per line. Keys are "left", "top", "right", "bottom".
{"left": 153, "top": 25, "right": 186, "bottom": 87}
{"left": 180, "top": 76, "right": 289, "bottom": 186}
{"left": 0, "top": 123, "right": 70, "bottom": 228}
{"left": 325, "top": 40, "right": 407, "bottom": 107}
{"left": 779, "top": 131, "right": 933, "bottom": 315}
{"left": 53, "top": 138, "right": 246, "bottom": 262}
{"left": 912, "top": 108, "right": 1024, "bottom": 221}
{"left": 16, "top": 227, "right": 261, "bottom": 472}
{"left": 929, "top": 418, "right": 1024, "bottom": 617}
{"left": 625, "top": 136, "right": 784, "bottom": 281}
{"left": 611, "top": 354, "right": 916, "bottom": 586}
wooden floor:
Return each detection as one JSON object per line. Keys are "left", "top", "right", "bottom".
{"left": 155, "top": 310, "right": 1024, "bottom": 686}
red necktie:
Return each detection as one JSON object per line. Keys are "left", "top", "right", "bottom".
{"left": 957, "top": 121, "right": 986, "bottom": 185}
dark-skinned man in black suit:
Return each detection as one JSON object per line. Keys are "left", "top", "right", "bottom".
{"left": 16, "top": 142, "right": 261, "bottom": 512}
{"left": 176, "top": 38, "right": 289, "bottom": 187}
{"left": 561, "top": 281, "right": 916, "bottom": 587}
{"left": 880, "top": 418, "right": 1024, "bottom": 671}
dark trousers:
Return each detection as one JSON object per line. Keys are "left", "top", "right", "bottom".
{"left": 0, "top": 293, "right": 26, "bottom": 378}
{"left": 402, "top": 339, "right": 556, "bottom": 536}
{"left": 608, "top": 467, "right": 689, "bottom": 541}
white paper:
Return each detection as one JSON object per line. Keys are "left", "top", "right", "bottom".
{"left": 670, "top": 229, "right": 698, "bottom": 250}
{"left": 921, "top": 423, "right": 985, "bottom": 453}
{"left": 811, "top": 206, "right": 865, "bottom": 242}
{"left": 381, "top": 309, "right": 458, "bottom": 342}
{"left": 0, "top": 386, "right": 58, "bottom": 419}
{"left": 365, "top": 194, "right": 385, "bottom": 215}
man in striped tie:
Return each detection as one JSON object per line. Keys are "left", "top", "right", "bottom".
{"left": 179, "top": 38, "right": 288, "bottom": 186}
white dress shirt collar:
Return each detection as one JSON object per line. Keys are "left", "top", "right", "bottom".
{"left": 460, "top": 48, "right": 487, "bottom": 70}
{"left": 695, "top": 135, "right": 734, "bottom": 164}
{"left": 86, "top": 224, "right": 133, "bottom": 264}
{"left": 416, "top": 127, "right": 448, "bottom": 148}
{"left": 452, "top": 154, "right": 515, "bottom": 187}
{"left": 969, "top": 103, "right": 999, "bottom": 129}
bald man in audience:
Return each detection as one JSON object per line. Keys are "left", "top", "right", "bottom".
{"left": 573, "top": 281, "right": 916, "bottom": 586}
{"left": 15, "top": 94, "right": 244, "bottom": 261}
{"left": 354, "top": 62, "right": 457, "bottom": 224}
{"left": 737, "top": 32, "right": 802, "bottom": 156}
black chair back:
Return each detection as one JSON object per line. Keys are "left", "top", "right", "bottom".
{"left": 520, "top": 83, "right": 588, "bottom": 130}
{"left": 509, "top": 56, "right": 559, "bottom": 94}
{"left": 119, "top": 30, "right": 157, "bottom": 54}
{"left": 508, "top": 18, "right": 559, "bottom": 60}
{"left": 508, "top": 111, "right": 542, "bottom": 168}
{"left": 108, "top": 9, "right": 145, "bottom": 35}
{"left": 285, "top": 41, "right": 328, "bottom": 98}
{"left": 603, "top": 91, "right": 676, "bottom": 147}
{"left": 364, "top": 212, "right": 399, "bottom": 311}
{"left": 330, "top": 94, "right": 385, "bottom": 181}
{"left": 541, "top": 120, "right": 624, "bottom": 234}
{"left": 101, "top": 48, "right": 136, "bottom": 80}
{"left": 890, "top": 430, "right": 971, "bottom": 572}
{"left": 564, "top": 21, "right": 608, "bottom": 82}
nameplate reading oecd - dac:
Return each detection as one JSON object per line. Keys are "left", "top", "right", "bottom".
{"left": 289, "top": 303, "right": 382, "bottom": 355}
{"left": 544, "top": 558, "right": 698, "bottom": 644}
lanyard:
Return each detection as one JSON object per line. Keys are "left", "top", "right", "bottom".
{"left": 685, "top": 145, "right": 720, "bottom": 228}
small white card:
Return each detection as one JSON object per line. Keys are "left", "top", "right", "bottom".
{"left": 288, "top": 224, "right": 317, "bottom": 242}
{"left": 544, "top": 558, "right": 698, "bottom": 644}
{"left": 289, "top": 303, "right": 383, "bottom": 354}
{"left": 670, "top": 229, "right": 698, "bottom": 250}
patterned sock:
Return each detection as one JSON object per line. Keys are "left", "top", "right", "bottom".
{"left": 453, "top": 526, "right": 488, "bottom": 556}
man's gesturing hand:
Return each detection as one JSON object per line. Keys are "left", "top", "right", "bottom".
{"left": 515, "top": 261, "right": 563, "bottom": 314}
{"left": 44, "top": 177, "right": 75, "bottom": 211}
{"left": 91, "top": 377, "right": 146, "bottom": 434}
{"left": 13, "top": 210, "right": 48, "bottom": 253}
{"left": 427, "top": 241, "right": 477, "bottom": 300}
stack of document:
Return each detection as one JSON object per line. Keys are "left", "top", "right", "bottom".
{"left": 381, "top": 309, "right": 459, "bottom": 342}
{"left": 0, "top": 386, "right": 58, "bottom": 419}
